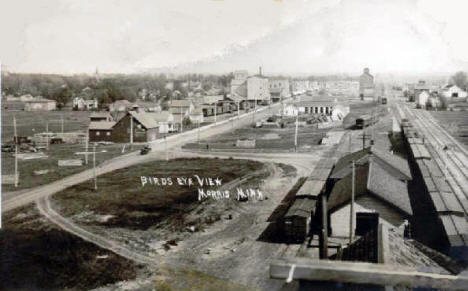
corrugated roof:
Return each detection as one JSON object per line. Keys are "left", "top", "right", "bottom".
{"left": 89, "top": 121, "right": 116, "bottom": 130}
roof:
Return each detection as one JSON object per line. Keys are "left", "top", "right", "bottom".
{"left": 25, "top": 98, "right": 56, "bottom": 103}
{"left": 90, "top": 112, "right": 112, "bottom": 118}
{"left": 297, "top": 96, "right": 336, "bottom": 107}
{"left": 285, "top": 198, "right": 317, "bottom": 218}
{"left": 202, "top": 95, "right": 224, "bottom": 104}
{"left": 228, "top": 94, "right": 246, "bottom": 103}
{"left": 89, "top": 121, "right": 116, "bottom": 130}
{"left": 148, "top": 111, "right": 172, "bottom": 122}
{"left": 330, "top": 146, "right": 411, "bottom": 181}
{"left": 128, "top": 111, "right": 159, "bottom": 129}
{"left": 170, "top": 99, "right": 193, "bottom": 107}
{"left": 367, "top": 161, "right": 413, "bottom": 215}
{"left": 328, "top": 155, "right": 413, "bottom": 216}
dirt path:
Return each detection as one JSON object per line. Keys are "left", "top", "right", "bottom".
{"left": 36, "top": 195, "right": 158, "bottom": 266}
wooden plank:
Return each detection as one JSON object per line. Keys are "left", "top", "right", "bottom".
{"left": 269, "top": 259, "right": 468, "bottom": 290}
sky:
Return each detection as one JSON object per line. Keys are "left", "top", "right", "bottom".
{"left": 1, "top": 0, "right": 468, "bottom": 75}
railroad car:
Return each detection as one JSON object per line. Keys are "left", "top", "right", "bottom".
{"left": 284, "top": 198, "right": 316, "bottom": 242}
{"left": 355, "top": 114, "right": 378, "bottom": 129}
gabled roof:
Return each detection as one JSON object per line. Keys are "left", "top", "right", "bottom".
{"left": 128, "top": 110, "right": 159, "bottom": 129}
{"left": 148, "top": 111, "right": 172, "bottom": 122}
{"left": 330, "top": 146, "right": 411, "bottom": 181}
{"left": 328, "top": 155, "right": 413, "bottom": 216}
{"left": 89, "top": 121, "right": 116, "bottom": 130}
{"left": 367, "top": 161, "right": 413, "bottom": 215}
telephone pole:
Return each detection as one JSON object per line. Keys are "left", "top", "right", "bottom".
{"left": 46, "top": 120, "right": 49, "bottom": 150}
{"left": 130, "top": 115, "right": 133, "bottom": 145}
{"left": 14, "top": 116, "right": 18, "bottom": 187}
{"left": 349, "top": 160, "right": 355, "bottom": 244}
{"left": 214, "top": 103, "right": 217, "bottom": 124}
{"left": 93, "top": 144, "right": 97, "bottom": 191}
{"left": 85, "top": 129, "right": 89, "bottom": 165}
{"left": 61, "top": 114, "right": 64, "bottom": 133}
{"left": 165, "top": 135, "right": 168, "bottom": 161}
{"left": 294, "top": 110, "right": 299, "bottom": 152}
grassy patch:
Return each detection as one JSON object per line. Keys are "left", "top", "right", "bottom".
{"left": 52, "top": 158, "right": 264, "bottom": 231}
{"left": 0, "top": 205, "right": 140, "bottom": 290}
{"left": 2, "top": 143, "right": 144, "bottom": 191}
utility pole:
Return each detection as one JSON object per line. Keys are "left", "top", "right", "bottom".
{"left": 320, "top": 193, "right": 328, "bottom": 259}
{"left": 165, "top": 135, "right": 168, "bottom": 161}
{"left": 214, "top": 103, "right": 217, "bottom": 124}
{"left": 349, "top": 160, "right": 355, "bottom": 244}
{"left": 294, "top": 110, "right": 299, "bottom": 152}
{"left": 93, "top": 144, "right": 97, "bottom": 191}
{"left": 61, "top": 114, "right": 64, "bottom": 134}
{"left": 14, "top": 116, "right": 18, "bottom": 187}
{"left": 237, "top": 102, "right": 240, "bottom": 117}
{"left": 85, "top": 129, "right": 89, "bottom": 165}
{"left": 130, "top": 114, "right": 133, "bottom": 145}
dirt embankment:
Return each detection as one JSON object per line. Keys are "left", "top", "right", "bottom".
{"left": 0, "top": 205, "right": 141, "bottom": 291}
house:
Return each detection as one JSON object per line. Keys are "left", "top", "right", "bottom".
{"left": 89, "top": 108, "right": 159, "bottom": 143}
{"left": 111, "top": 109, "right": 159, "bottom": 142}
{"left": 327, "top": 146, "right": 413, "bottom": 238}
{"left": 148, "top": 111, "right": 174, "bottom": 133}
{"left": 108, "top": 100, "right": 132, "bottom": 112}
{"left": 90, "top": 112, "right": 113, "bottom": 122}
{"left": 169, "top": 99, "right": 195, "bottom": 127}
{"left": 73, "top": 97, "right": 98, "bottom": 110}
{"left": 416, "top": 91, "right": 430, "bottom": 109}
{"left": 359, "top": 68, "right": 375, "bottom": 100}
{"left": 24, "top": 98, "right": 57, "bottom": 111}
{"left": 88, "top": 121, "right": 116, "bottom": 142}
{"left": 189, "top": 107, "right": 204, "bottom": 124}
{"left": 440, "top": 84, "right": 468, "bottom": 98}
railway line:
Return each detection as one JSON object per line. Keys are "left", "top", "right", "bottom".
{"left": 399, "top": 104, "right": 468, "bottom": 214}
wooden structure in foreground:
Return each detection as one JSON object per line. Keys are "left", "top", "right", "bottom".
{"left": 270, "top": 259, "right": 468, "bottom": 290}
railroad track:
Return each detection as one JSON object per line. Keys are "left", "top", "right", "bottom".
{"left": 401, "top": 105, "right": 468, "bottom": 212}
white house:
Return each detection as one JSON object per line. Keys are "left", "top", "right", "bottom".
{"left": 150, "top": 111, "right": 174, "bottom": 133}
{"left": 73, "top": 97, "right": 98, "bottom": 110}
{"left": 440, "top": 84, "right": 468, "bottom": 98}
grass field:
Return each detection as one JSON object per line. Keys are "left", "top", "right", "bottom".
{"left": 2, "top": 143, "right": 144, "bottom": 192}
{"left": 0, "top": 204, "right": 140, "bottom": 290}
{"left": 1, "top": 109, "right": 90, "bottom": 140}
{"left": 52, "top": 157, "right": 264, "bottom": 231}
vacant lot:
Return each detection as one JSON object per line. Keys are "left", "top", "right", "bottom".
{"left": 430, "top": 111, "right": 468, "bottom": 146}
{"left": 52, "top": 158, "right": 264, "bottom": 232}
{"left": 0, "top": 204, "right": 140, "bottom": 291}
{"left": 184, "top": 121, "right": 330, "bottom": 152}
{"left": 2, "top": 143, "right": 144, "bottom": 191}
{"left": 1, "top": 109, "right": 90, "bottom": 140}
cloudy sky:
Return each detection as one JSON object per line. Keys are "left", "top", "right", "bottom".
{"left": 1, "top": 0, "right": 467, "bottom": 75}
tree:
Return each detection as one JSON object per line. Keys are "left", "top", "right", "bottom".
{"left": 450, "top": 71, "right": 468, "bottom": 90}
{"left": 52, "top": 85, "right": 72, "bottom": 109}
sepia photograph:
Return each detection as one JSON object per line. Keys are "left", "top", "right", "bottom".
{"left": 1, "top": 0, "right": 468, "bottom": 290}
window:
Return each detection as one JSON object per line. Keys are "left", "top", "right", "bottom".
{"left": 106, "top": 132, "right": 111, "bottom": 136}
{"left": 96, "top": 131, "right": 100, "bottom": 136}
